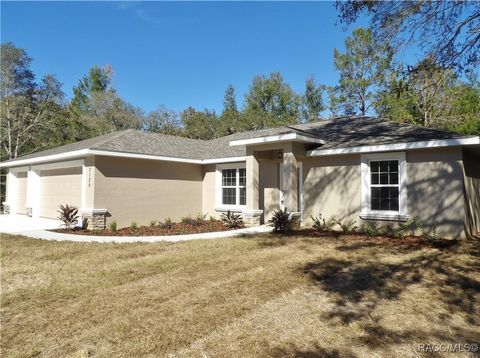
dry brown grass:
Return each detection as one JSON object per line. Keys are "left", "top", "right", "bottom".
{"left": 1, "top": 234, "right": 479, "bottom": 358}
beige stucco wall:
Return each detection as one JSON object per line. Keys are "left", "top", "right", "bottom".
{"left": 301, "top": 147, "right": 466, "bottom": 238}
{"left": 259, "top": 160, "right": 280, "bottom": 221}
{"left": 94, "top": 156, "right": 203, "bottom": 228}
{"left": 406, "top": 147, "right": 465, "bottom": 239}
{"left": 202, "top": 164, "right": 218, "bottom": 218}
{"left": 462, "top": 148, "right": 480, "bottom": 238}
{"left": 302, "top": 154, "right": 362, "bottom": 226}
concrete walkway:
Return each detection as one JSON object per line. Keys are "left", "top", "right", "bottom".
{"left": 2, "top": 223, "right": 272, "bottom": 243}
{"left": 0, "top": 214, "right": 63, "bottom": 234}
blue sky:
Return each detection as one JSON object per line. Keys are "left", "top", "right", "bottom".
{"left": 1, "top": 1, "right": 375, "bottom": 113}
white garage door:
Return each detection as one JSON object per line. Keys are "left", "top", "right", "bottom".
{"left": 16, "top": 172, "right": 28, "bottom": 215}
{"left": 39, "top": 167, "right": 82, "bottom": 219}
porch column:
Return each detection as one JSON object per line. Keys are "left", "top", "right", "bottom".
{"left": 244, "top": 151, "right": 263, "bottom": 226}
{"left": 79, "top": 157, "right": 107, "bottom": 230}
{"left": 26, "top": 168, "right": 40, "bottom": 218}
{"left": 282, "top": 151, "right": 298, "bottom": 213}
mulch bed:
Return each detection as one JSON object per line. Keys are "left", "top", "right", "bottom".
{"left": 273, "top": 228, "right": 458, "bottom": 249}
{"left": 52, "top": 220, "right": 235, "bottom": 236}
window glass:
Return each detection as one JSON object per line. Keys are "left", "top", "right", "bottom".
{"left": 239, "top": 168, "right": 246, "bottom": 187}
{"left": 220, "top": 167, "right": 246, "bottom": 206}
{"left": 222, "top": 188, "right": 236, "bottom": 205}
{"left": 369, "top": 160, "right": 399, "bottom": 212}
{"left": 222, "top": 169, "right": 236, "bottom": 187}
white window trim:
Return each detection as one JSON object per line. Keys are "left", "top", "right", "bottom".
{"left": 360, "top": 152, "right": 409, "bottom": 221}
{"left": 215, "top": 163, "right": 246, "bottom": 212}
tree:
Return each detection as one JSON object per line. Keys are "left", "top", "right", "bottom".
{"left": 181, "top": 107, "right": 219, "bottom": 140}
{"left": 142, "top": 106, "right": 182, "bottom": 135}
{"left": 218, "top": 85, "right": 243, "bottom": 135}
{"left": 223, "top": 84, "right": 237, "bottom": 112}
{"left": 0, "top": 43, "right": 65, "bottom": 160}
{"left": 336, "top": 1, "right": 480, "bottom": 72}
{"left": 324, "top": 85, "right": 344, "bottom": 118}
{"left": 377, "top": 57, "right": 480, "bottom": 135}
{"left": 70, "top": 66, "right": 141, "bottom": 136}
{"left": 70, "top": 65, "right": 113, "bottom": 115}
{"left": 302, "top": 76, "right": 324, "bottom": 121}
{"left": 244, "top": 72, "right": 301, "bottom": 129}
{"left": 334, "top": 28, "right": 392, "bottom": 116}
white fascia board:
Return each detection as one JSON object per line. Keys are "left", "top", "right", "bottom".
{"left": 0, "top": 149, "right": 91, "bottom": 168}
{"left": 307, "top": 137, "right": 480, "bottom": 156}
{"left": 229, "top": 133, "right": 325, "bottom": 147}
{"left": 202, "top": 156, "right": 246, "bottom": 164}
{"left": 0, "top": 149, "right": 246, "bottom": 168}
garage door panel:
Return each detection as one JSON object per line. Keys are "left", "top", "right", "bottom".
{"left": 16, "top": 172, "right": 28, "bottom": 215}
{"left": 39, "top": 167, "right": 82, "bottom": 219}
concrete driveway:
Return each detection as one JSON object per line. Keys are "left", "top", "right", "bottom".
{"left": 0, "top": 214, "right": 63, "bottom": 234}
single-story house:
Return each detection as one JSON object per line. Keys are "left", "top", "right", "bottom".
{"left": 1, "top": 117, "right": 479, "bottom": 238}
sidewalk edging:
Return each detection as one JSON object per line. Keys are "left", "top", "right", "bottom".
{"left": 9, "top": 225, "right": 272, "bottom": 243}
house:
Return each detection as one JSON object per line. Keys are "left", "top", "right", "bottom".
{"left": 1, "top": 117, "right": 479, "bottom": 238}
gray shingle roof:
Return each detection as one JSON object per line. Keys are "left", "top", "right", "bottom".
{"left": 3, "top": 117, "right": 476, "bottom": 165}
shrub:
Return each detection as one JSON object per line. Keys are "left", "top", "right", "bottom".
{"left": 334, "top": 217, "right": 357, "bottom": 234}
{"left": 388, "top": 219, "right": 417, "bottom": 239}
{"left": 311, "top": 213, "right": 336, "bottom": 232}
{"left": 194, "top": 213, "right": 208, "bottom": 226}
{"left": 269, "top": 208, "right": 298, "bottom": 234}
{"left": 130, "top": 222, "right": 138, "bottom": 229}
{"left": 109, "top": 220, "right": 117, "bottom": 232}
{"left": 149, "top": 220, "right": 157, "bottom": 227}
{"left": 159, "top": 218, "right": 173, "bottom": 229}
{"left": 57, "top": 204, "right": 79, "bottom": 229}
{"left": 422, "top": 222, "right": 440, "bottom": 242}
{"left": 221, "top": 210, "right": 244, "bottom": 229}
{"left": 362, "top": 221, "right": 381, "bottom": 237}
{"left": 181, "top": 216, "right": 196, "bottom": 226}
{"left": 209, "top": 215, "right": 216, "bottom": 221}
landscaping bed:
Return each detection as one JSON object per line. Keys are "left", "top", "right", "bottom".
{"left": 52, "top": 219, "right": 234, "bottom": 236}
{"left": 281, "top": 229, "right": 458, "bottom": 249}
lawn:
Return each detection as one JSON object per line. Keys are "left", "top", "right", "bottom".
{"left": 1, "top": 234, "right": 479, "bottom": 358}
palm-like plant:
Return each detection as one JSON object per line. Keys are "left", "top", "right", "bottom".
{"left": 57, "top": 204, "right": 79, "bottom": 229}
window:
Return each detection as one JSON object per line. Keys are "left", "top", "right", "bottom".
{"left": 217, "top": 164, "right": 246, "bottom": 209}
{"left": 370, "top": 160, "right": 399, "bottom": 211}
{"left": 361, "top": 153, "right": 408, "bottom": 220}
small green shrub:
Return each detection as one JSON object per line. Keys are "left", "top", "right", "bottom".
{"left": 334, "top": 217, "right": 357, "bottom": 234}
{"left": 422, "top": 222, "right": 440, "bottom": 242}
{"left": 57, "top": 204, "right": 79, "bottom": 229}
{"left": 311, "top": 214, "right": 336, "bottom": 232}
{"left": 221, "top": 210, "right": 244, "bottom": 229}
{"left": 209, "top": 215, "right": 216, "bottom": 221}
{"left": 194, "top": 213, "right": 208, "bottom": 226}
{"left": 269, "top": 208, "right": 298, "bottom": 234}
{"left": 181, "top": 216, "right": 196, "bottom": 226}
{"left": 149, "top": 220, "right": 157, "bottom": 227}
{"left": 130, "top": 222, "right": 138, "bottom": 229}
{"left": 159, "top": 218, "right": 173, "bottom": 229}
{"left": 362, "top": 221, "right": 381, "bottom": 237}
{"left": 109, "top": 220, "right": 117, "bottom": 232}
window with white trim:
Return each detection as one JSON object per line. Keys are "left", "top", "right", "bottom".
{"left": 370, "top": 160, "right": 399, "bottom": 211}
{"left": 361, "top": 152, "right": 408, "bottom": 220}
{"left": 217, "top": 164, "right": 246, "bottom": 208}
